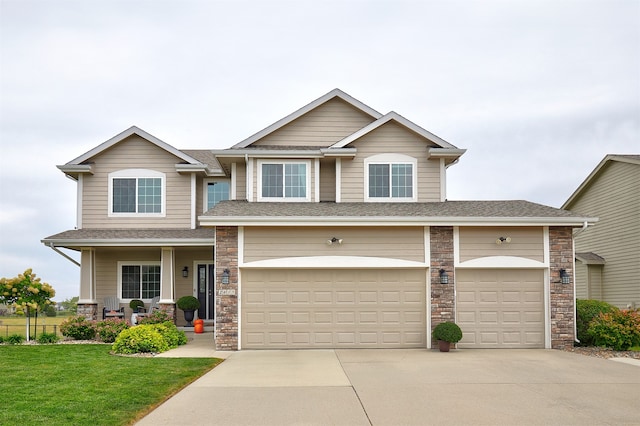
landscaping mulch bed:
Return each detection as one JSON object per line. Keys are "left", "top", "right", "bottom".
{"left": 563, "top": 346, "right": 640, "bottom": 359}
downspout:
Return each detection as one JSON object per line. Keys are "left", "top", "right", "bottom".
{"left": 47, "top": 243, "right": 81, "bottom": 267}
{"left": 572, "top": 221, "right": 589, "bottom": 343}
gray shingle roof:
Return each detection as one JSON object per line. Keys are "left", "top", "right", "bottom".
{"left": 42, "top": 228, "right": 214, "bottom": 246}
{"left": 200, "top": 200, "right": 594, "bottom": 225}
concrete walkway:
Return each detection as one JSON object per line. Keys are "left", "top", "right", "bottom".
{"left": 139, "top": 341, "right": 640, "bottom": 426}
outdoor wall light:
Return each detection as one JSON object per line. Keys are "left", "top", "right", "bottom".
{"left": 439, "top": 269, "right": 449, "bottom": 284}
{"left": 496, "top": 236, "right": 511, "bottom": 245}
{"left": 182, "top": 266, "right": 189, "bottom": 278}
{"left": 221, "top": 269, "right": 230, "bottom": 285}
{"left": 327, "top": 237, "right": 343, "bottom": 245}
{"left": 560, "top": 268, "right": 570, "bottom": 284}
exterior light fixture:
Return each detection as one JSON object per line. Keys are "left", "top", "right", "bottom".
{"left": 439, "top": 269, "right": 449, "bottom": 284}
{"left": 560, "top": 268, "right": 570, "bottom": 284}
{"left": 327, "top": 237, "right": 343, "bottom": 245}
{"left": 182, "top": 266, "right": 189, "bottom": 278}
{"left": 496, "top": 236, "right": 511, "bottom": 245}
{"left": 221, "top": 269, "right": 230, "bottom": 285}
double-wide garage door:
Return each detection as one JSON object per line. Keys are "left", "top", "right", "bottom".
{"left": 456, "top": 269, "right": 545, "bottom": 348}
{"left": 242, "top": 269, "right": 426, "bottom": 349}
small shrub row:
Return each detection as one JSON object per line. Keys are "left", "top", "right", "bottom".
{"left": 60, "top": 316, "right": 131, "bottom": 343}
{"left": 0, "top": 334, "right": 25, "bottom": 345}
{"left": 112, "top": 322, "right": 187, "bottom": 354}
{"left": 576, "top": 299, "right": 619, "bottom": 346}
{"left": 587, "top": 309, "right": 640, "bottom": 351}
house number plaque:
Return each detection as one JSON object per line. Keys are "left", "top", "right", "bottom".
{"left": 218, "top": 289, "right": 236, "bottom": 296}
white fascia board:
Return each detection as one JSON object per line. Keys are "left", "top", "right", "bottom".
{"left": 57, "top": 164, "right": 93, "bottom": 174}
{"left": 232, "top": 89, "right": 382, "bottom": 149}
{"left": 428, "top": 148, "right": 467, "bottom": 159}
{"left": 242, "top": 255, "right": 427, "bottom": 269}
{"left": 320, "top": 148, "right": 357, "bottom": 157}
{"left": 175, "top": 164, "right": 225, "bottom": 176}
{"left": 213, "top": 149, "right": 324, "bottom": 159}
{"left": 67, "top": 126, "right": 201, "bottom": 166}
{"left": 41, "top": 238, "right": 214, "bottom": 248}
{"left": 198, "top": 216, "right": 599, "bottom": 227}
{"left": 331, "top": 112, "right": 457, "bottom": 149}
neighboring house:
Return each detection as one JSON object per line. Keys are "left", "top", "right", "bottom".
{"left": 562, "top": 154, "right": 640, "bottom": 309}
{"left": 43, "top": 89, "right": 595, "bottom": 350}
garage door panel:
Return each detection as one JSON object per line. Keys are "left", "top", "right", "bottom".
{"left": 242, "top": 269, "right": 426, "bottom": 349}
{"left": 457, "top": 269, "right": 544, "bottom": 349}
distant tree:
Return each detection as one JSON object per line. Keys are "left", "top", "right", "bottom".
{"left": 0, "top": 269, "right": 56, "bottom": 341}
{"left": 60, "top": 296, "right": 79, "bottom": 314}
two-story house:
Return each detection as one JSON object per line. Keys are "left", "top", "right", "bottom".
{"left": 43, "top": 89, "right": 595, "bottom": 350}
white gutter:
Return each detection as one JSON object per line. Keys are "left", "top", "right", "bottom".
{"left": 46, "top": 243, "right": 81, "bottom": 267}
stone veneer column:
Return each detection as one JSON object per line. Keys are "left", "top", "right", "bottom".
{"left": 159, "top": 303, "right": 176, "bottom": 323}
{"left": 549, "top": 226, "right": 575, "bottom": 349}
{"left": 77, "top": 303, "right": 97, "bottom": 321}
{"left": 215, "top": 226, "right": 239, "bottom": 350}
{"left": 430, "top": 226, "right": 455, "bottom": 348}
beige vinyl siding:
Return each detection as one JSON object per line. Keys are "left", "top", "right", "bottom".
{"left": 570, "top": 161, "right": 640, "bottom": 308}
{"left": 575, "top": 262, "right": 588, "bottom": 300}
{"left": 234, "top": 162, "right": 247, "bottom": 200}
{"left": 243, "top": 226, "right": 425, "bottom": 263}
{"left": 175, "top": 247, "right": 214, "bottom": 302}
{"left": 82, "top": 135, "right": 191, "bottom": 229}
{"left": 458, "top": 227, "right": 544, "bottom": 263}
{"left": 319, "top": 158, "right": 336, "bottom": 201}
{"left": 340, "top": 122, "right": 441, "bottom": 202}
{"left": 252, "top": 98, "right": 376, "bottom": 148}
{"left": 196, "top": 176, "right": 204, "bottom": 214}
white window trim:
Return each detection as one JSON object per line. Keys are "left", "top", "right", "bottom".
{"left": 203, "top": 178, "right": 231, "bottom": 212}
{"left": 117, "top": 261, "right": 161, "bottom": 303}
{"left": 364, "top": 153, "right": 417, "bottom": 202}
{"left": 108, "top": 169, "right": 166, "bottom": 217}
{"left": 257, "top": 159, "right": 312, "bottom": 202}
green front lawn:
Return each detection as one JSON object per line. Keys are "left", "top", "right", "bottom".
{"left": 0, "top": 345, "right": 222, "bottom": 425}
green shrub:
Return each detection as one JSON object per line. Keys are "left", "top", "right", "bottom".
{"left": 0, "top": 336, "right": 4, "bottom": 344}
{"left": 129, "top": 299, "right": 145, "bottom": 312}
{"left": 60, "top": 315, "right": 96, "bottom": 340}
{"left": 151, "top": 321, "right": 187, "bottom": 348}
{"left": 7, "top": 334, "right": 25, "bottom": 345}
{"left": 432, "top": 321, "right": 463, "bottom": 343}
{"left": 112, "top": 325, "right": 169, "bottom": 354}
{"left": 176, "top": 295, "right": 200, "bottom": 311}
{"left": 37, "top": 332, "right": 60, "bottom": 344}
{"left": 576, "top": 299, "right": 619, "bottom": 346}
{"left": 44, "top": 305, "right": 57, "bottom": 317}
{"left": 137, "top": 310, "right": 173, "bottom": 324}
{"left": 95, "top": 318, "right": 130, "bottom": 343}
{"left": 587, "top": 309, "right": 640, "bottom": 351}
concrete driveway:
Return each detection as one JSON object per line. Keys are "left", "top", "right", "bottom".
{"left": 137, "top": 349, "right": 640, "bottom": 426}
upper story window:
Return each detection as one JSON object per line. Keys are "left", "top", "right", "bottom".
{"left": 108, "top": 169, "right": 165, "bottom": 217}
{"left": 205, "top": 179, "right": 230, "bottom": 210}
{"left": 365, "top": 154, "right": 417, "bottom": 202}
{"left": 257, "top": 160, "right": 311, "bottom": 202}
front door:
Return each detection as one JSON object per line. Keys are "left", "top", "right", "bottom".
{"left": 196, "top": 263, "right": 215, "bottom": 320}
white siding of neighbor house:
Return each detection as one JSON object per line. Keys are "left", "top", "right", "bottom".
{"left": 458, "top": 227, "right": 545, "bottom": 263}
{"left": 569, "top": 161, "right": 640, "bottom": 308}
{"left": 251, "top": 98, "right": 376, "bottom": 148}
{"left": 81, "top": 135, "right": 191, "bottom": 229}
{"left": 243, "top": 226, "right": 425, "bottom": 263}
{"left": 339, "top": 121, "right": 441, "bottom": 202}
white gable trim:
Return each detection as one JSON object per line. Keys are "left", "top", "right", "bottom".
{"left": 232, "top": 89, "right": 382, "bottom": 149}
{"left": 329, "top": 111, "right": 457, "bottom": 149}
{"left": 67, "top": 126, "right": 200, "bottom": 165}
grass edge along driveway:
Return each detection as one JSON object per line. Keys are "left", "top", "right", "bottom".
{"left": 0, "top": 344, "right": 222, "bottom": 425}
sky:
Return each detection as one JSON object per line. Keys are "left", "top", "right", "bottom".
{"left": 1, "top": 0, "right": 638, "bottom": 302}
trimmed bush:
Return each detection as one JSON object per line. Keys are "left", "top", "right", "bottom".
{"left": 112, "top": 325, "right": 169, "bottom": 354}
{"left": 60, "top": 315, "right": 96, "bottom": 340}
{"left": 151, "top": 321, "right": 187, "bottom": 348}
{"left": 176, "top": 295, "right": 200, "bottom": 311}
{"left": 37, "top": 332, "right": 60, "bottom": 344}
{"left": 45, "top": 305, "right": 57, "bottom": 317}
{"left": 129, "top": 299, "right": 145, "bottom": 312}
{"left": 0, "top": 336, "right": 4, "bottom": 344}
{"left": 95, "top": 318, "right": 130, "bottom": 343}
{"left": 7, "top": 334, "right": 25, "bottom": 345}
{"left": 587, "top": 309, "right": 640, "bottom": 351}
{"left": 576, "top": 299, "right": 619, "bottom": 346}
{"left": 137, "top": 310, "right": 173, "bottom": 325}
{"left": 432, "top": 321, "right": 463, "bottom": 343}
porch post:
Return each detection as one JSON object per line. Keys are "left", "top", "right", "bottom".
{"left": 77, "top": 248, "right": 97, "bottom": 320}
{"left": 160, "top": 247, "right": 177, "bottom": 321}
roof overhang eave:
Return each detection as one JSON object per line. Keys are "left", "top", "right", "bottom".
{"left": 42, "top": 238, "right": 214, "bottom": 248}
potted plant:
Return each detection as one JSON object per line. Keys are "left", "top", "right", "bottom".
{"left": 129, "top": 299, "right": 145, "bottom": 313}
{"left": 432, "top": 321, "right": 463, "bottom": 352}
{"left": 176, "top": 295, "right": 200, "bottom": 326}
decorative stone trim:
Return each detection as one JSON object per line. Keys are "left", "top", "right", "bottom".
{"left": 430, "top": 226, "right": 455, "bottom": 348}
{"left": 549, "top": 226, "right": 575, "bottom": 349}
{"left": 77, "top": 303, "right": 97, "bottom": 321}
{"left": 159, "top": 303, "right": 176, "bottom": 322}
{"left": 215, "top": 226, "right": 239, "bottom": 350}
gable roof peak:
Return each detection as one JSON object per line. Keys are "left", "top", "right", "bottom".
{"left": 232, "top": 88, "right": 383, "bottom": 149}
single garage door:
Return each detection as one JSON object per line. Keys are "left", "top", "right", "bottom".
{"left": 242, "top": 268, "right": 426, "bottom": 349}
{"left": 456, "top": 269, "right": 545, "bottom": 348}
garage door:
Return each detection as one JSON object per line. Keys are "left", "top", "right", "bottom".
{"left": 456, "top": 269, "right": 545, "bottom": 348}
{"left": 241, "top": 268, "right": 426, "bottom": 349}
